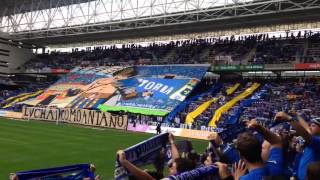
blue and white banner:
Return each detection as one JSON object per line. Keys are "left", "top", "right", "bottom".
{"left": 15, "top": 164, "right": 93, "bottom": 180}
{"left": 118, "top": 77, "right": 197, "bottom": 108}
{"left": 115, "top": 133, "right": 169, "bottom": 180}
{"left": 101, "top": 77, "right": 199, "bottom": 115}
{"left": 167, "top": 165, "right": 218, "bottom": 180}
{"left": 100, "top": 65, "right": 209, "bottom": 116}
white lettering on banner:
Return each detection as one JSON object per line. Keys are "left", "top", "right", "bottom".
{"left": 145, "top": 82, "right": 155, "bottom": 89}
{"left": 160, "top": 87, "right": 174, "bottom": 95}
{"left": 22, "top": 107, "right": 128, "bottom": 130}
{"left": 153, "top": 83, "right": 164, "bottom": 91}
{"left": 138, "top": 79, "right": 174, "bottom": 95}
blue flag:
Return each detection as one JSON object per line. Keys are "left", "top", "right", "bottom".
{"left": 14, "top": 164, "right": 93, "bottom": 180}
{"left": 115, "top": 133, "right": 169, "bottom": 180}
{"left": 167, "top": 165, "right": 218, "bottom": 180}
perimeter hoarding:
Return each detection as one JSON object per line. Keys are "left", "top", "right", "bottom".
{"left": 127, "top": 123, "right": 214, "bottom": 140}
{"left": 211, "top": 65, "right": 264, "bottom": 72}
{"left": 22, "top": 107, "right": 128, "bottom": 130}
{"left": 294, "top": 63, "right": 320, "bottom": 70}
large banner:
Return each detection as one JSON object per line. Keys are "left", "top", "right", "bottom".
{"left": 23, "top": 65, "right": 208, "bottom": 116}
{"left": 100, "top": 77, "right": 198, "bottom": 115}
{"left": 22, "top": 66, "right": 130, "bottom": 109}
{"left": 99, "top": 65, "right": 209, "bottom": 116}
{"left": 115, "top": 133, "right": 169, "bottom": 180}
{"left": 22, "top": 107, "right": 128, "bottom": 130}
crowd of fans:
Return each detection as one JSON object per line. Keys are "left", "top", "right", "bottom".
{"left": 126, "top": 79, "right": 320, "bottom": 130}
{"left": 3, "top": 28, "right": 320, "bottom": 180}
{"left": 240, "top": 81, "right": 320, "bottom": 123}
{"left": 0, "top": 79, "right": 53, "bottom": 111}
{"left": 22, "top": 31, "right": 320, "bottom": 72}
{"left": 116, "top": 78, "right": 320, "bottom": 180}
{"left": 0, "top": 88, "right": 35, "bottom": 111}
{"left": 4, "top": 78, "right": 320, "bottom": 180}
{"left": 117, "top": 111, "right": 320, "bottom": 180}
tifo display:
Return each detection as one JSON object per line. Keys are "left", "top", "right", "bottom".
{"left": 1, "top": 30, "right": 320, "bottom": 180}
{"left": 21, "top": 65, "right": 208, "bottom": 116}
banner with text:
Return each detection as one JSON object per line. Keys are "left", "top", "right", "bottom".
{"left": 168, "top": 165, "right": 217, "bottom": 180}
{"left": 211, "top": 65, "right": 264, "bottom": 72}
{"left": 294, "top": 63, "right": 320, "bottom": 70}
{"left": 100, "top": 77, "right": 198, "bottom": 116}
{"left": 99, "top": 65, "right": 209, "bottom": 116}
{"left": 22, "top": 107, "right": 128, "bottom": 130}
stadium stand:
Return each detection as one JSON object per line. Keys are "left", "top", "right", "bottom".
{"left": 20, "top": 32, "right": 320, "bottom": 72}
{"left": 2, "top": 0, "right": 320, "bottom": 179}
{"left": 1, "top": 36, "right": 320, "bottom": 179}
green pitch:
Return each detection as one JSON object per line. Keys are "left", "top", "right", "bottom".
{"left": 0, "top": 118, "right": 208, "bottom": 179}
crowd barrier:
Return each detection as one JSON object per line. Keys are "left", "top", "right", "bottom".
{"left": 22, "top": 107, "right": 128, "bottom": 130}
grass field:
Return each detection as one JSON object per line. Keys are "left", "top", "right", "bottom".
{"left": 0, "top": 118, "right": 208, "bottom": 179}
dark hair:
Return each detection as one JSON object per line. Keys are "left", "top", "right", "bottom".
{"left": 176, "top": 140, "right": 193, "bottom": 153}
{"left": 236, "top": 132, "right": 262, "bottom": 163}
{"left": 306, "top": 162, "right": 320, "bottom": 180}
{"left": 187, "top": 151, "right": 200, "bottom": 165}
{"left": 175, "top": 158, "right": 196, "bottom": 173}
{"left": 278, "top": 131, "right": 296, "bottom": 166}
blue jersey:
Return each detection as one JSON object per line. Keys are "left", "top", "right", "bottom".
{"left": 239, "top": 167, "right": 267, "bottom": 180}
{"left": 221, "top": 144, "right": 240, "bottom": 164}
{"left": 297, "top": 136, "right": 320, "bottom": 180}
{"left": 239, "top": 148, "right": 284, "bottom": 180}
{"left": 265, "top": 147, "right": 283, "bottom": 176}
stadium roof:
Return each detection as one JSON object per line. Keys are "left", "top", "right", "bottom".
{"left": 1, "top": 0, "right": 95, "bottom": 16}
{"left": 1, "top": 0, "right": 320, "bottom": 46}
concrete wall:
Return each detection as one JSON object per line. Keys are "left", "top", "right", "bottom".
{"left": 0, "top": 42, "right": 34, "bottom": 73}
